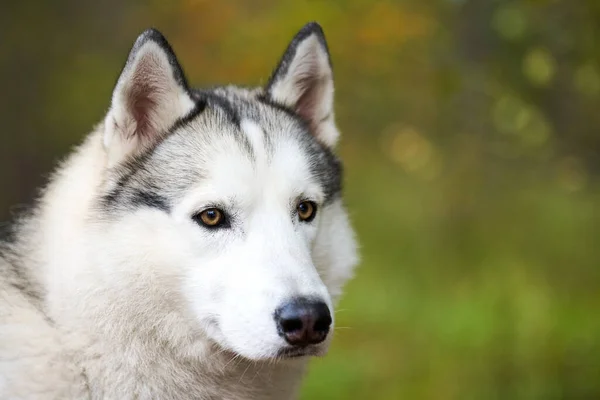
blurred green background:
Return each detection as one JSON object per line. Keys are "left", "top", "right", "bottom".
{"left": 2, "top": 0, "right": 600, "bottom": 398}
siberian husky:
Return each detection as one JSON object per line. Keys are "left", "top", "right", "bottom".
{"left": 0, "top": 22, "right": 358, "bottom": 399}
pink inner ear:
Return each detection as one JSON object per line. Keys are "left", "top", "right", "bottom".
{"left": 295, "top": 73, "right": 327, "bottom": 134}
{"left": 127, "top": 82, "right": 158, "bottom": 140}
{"left": 125, "top": 53, "right": 164, "bottom": 140}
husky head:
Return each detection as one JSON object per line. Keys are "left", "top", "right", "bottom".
{"left": 94, "top": 23, "right": 357, "bottom": 361}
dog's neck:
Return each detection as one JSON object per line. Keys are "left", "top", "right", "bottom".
{"left": 17, "top": 128, "right": 309, "bottom": 399}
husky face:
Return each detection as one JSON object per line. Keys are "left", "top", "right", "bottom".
{"left": 95, "top": 24, "right": 357, "bottom": 360}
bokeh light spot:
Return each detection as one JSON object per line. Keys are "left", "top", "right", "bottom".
{"left": 493, "top": 5, "right": 527, "bottom": 40}
{"left": 492, "top": 95, "right": 551, "bottom": 148}
{"left": 387, "top": 125, "right": 440, "bottom": 180}
{"left": 523, "top": 48, "right": 556, "bottom": 86}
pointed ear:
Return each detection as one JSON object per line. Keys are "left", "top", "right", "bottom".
{"left": 265, "top": 22, "right": 339, "bottom": 148}
{"left": 103, "top": 29, "right": 195, "bottom": 165}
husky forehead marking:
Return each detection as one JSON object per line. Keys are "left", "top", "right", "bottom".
{"left": 240, "top": 119, "right": 267, "bottom": 163}
{"left": 100, "top": 88, "right": 342, "bottom": 215}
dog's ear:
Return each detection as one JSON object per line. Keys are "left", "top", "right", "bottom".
{"left": 265, "top": 22, "right": 338, "bottom": 148}
{"left": 103, "top": 29, "right": 195, "bottom": 165}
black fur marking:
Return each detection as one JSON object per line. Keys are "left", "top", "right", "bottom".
{"left": 101, "top": 150, "right": 154, "bottom": 206}
{"left": 256, "top": 93, "right": 303, "bottom": 122}
{"left": 265, "top": 22, "right": 332, "bottom": 92}
{"left": 130, "top": 190, "right": 170, "bottom": 212}
{"left": 101, "top": 185, "right": 171, "bottom": 213}
{"left": 167, "top": 96, "right": 208, "bottom": 135}
{"left": 312, "top": 147, "right": 343, "bottom": 203}
{"left": 6, "top": 277, "right": 43, "bottom": 304}
{"left": 193, "top": 90, "right": 241, "bottom": 127}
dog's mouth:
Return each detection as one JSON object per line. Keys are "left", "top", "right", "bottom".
{"left": 276, "top": 346, "right": 323, "bottom": 359}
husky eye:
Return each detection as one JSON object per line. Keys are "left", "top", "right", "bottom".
{"left": 194, "top": 208, "right": 226, "bottom": 228}
{"left": 297, "top": 201, "right": 317, "bottom": 222}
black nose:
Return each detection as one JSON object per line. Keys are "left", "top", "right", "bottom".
{"left": 274, "top": 298, "right": 332, "bottom": 346}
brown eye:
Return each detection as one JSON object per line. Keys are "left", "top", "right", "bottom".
{"left": 297, "top": 201, "right": 317, "bottom": 222}
{"left": 195, "top": 208, "right": 226, "bottom": 228}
